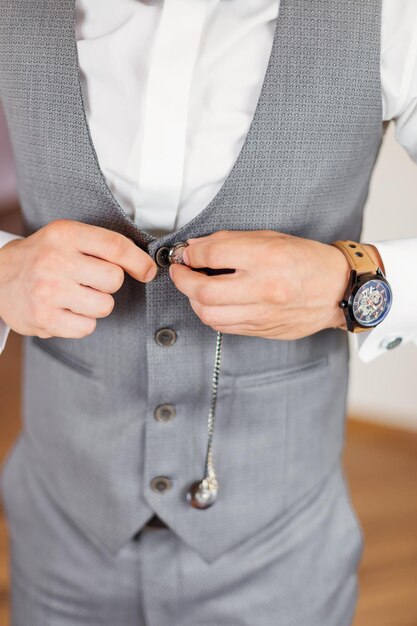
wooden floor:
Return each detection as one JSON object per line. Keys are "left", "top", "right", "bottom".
{"left": 0, "top": 332, "right": 416, "bottom": 625}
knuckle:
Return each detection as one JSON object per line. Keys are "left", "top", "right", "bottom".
{"left": 274, "top": 280, "right": 291, "bottom": 303}
{"left": 199, "top": 307, "right": 215, "bottom": 326}
{"left": 269, "top": 280, "right": 283, "bottom": 303}
{"left": 264, "top": 239, "right": 281, "bottom": 260}
{"left": 78, "top": 318, "right": 97, "bottom": 338}
{"left": 43, "top": 219, "right": 71, "bottom": 242}
{"left": 107, "top": 265, "right": 125, "bottom": 292}
{"left": 108, "top": 235, "right": 127, "bottom": 259}
{"left": 143, "top": 261, "right": 157, "bottom": 282}
{"left": 204, "top": 244, "right": 218, "bottom": 268}
{"left": 196, "top": 284, "right": 213, "bottom": 305}
{"left": 259, "top": 239, "right": 286, "bottom": 270}
{"left": 98, "top": 295, "right": 115, "bottom": 317}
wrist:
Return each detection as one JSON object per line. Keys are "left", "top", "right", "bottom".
{"left": 0, "top": 237, "right": 22, "bottom": 274}
{"left": 326, "top": 243, "right": 351, "bottom": 331}
{"left": 328, "top": 240, "right": 392, "bottom": 333}
{"left": 0, "top": 238, "right": 22, "bottom": 312}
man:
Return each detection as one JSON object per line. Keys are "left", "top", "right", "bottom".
{"left": 0, "top": 0, "right": 416, "bottom": 624}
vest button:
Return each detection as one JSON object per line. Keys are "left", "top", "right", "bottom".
{"left": 155, "top": 328, "right": 177, "bottom": 347}
{"left": 154, "top": 404, "right": 176, "bottom": 422}
{"left": 155, "top": 242, "right": 188, "bottom": 268}
{"left": 155, "top": 246, "right": 171, "bottom": 268}
{"left": 150, "top": 476, "right": 173, "bottom": 494}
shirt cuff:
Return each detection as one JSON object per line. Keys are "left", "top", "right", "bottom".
{"left": 355, "top": 238, "right": 417, "bottom": 362}
{"left": 0, "top": 231, "right": 23, "bottom": 355}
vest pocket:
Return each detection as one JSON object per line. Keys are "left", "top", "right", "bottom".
{"left": 215, "top": 361, "right": 311, "bottom": 523}
{"left": 221, "top": 355, "right": 328, "bottom": 390}
{"left": 216, "top": 356, "right": 331, "bottom": 509}
{"left": 30, "top": 337, "right": 95, "bottom": 377}
{"left": 283, "top": 351, "right": 347, "bottom": 509}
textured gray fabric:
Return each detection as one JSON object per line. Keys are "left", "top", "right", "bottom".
{"left": 0, "top": 0, "right": 382, "bottom": 618}
{"left": 2, "top": 438, "right": 362, "bottom": 625}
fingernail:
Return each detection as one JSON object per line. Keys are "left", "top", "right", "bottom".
{"left": 145, "top": 266, "right": 157, "bottom": 282}
{"left": 182, "top": 248, "right": 189, "bottom": 265}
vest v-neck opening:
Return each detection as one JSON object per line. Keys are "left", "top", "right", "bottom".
{"left": 69, "top": 0, "right": 283, "bottom": 249}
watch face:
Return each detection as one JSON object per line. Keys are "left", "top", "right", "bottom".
{"left": 352, "top": 279, "right": 392, "bottom": 327}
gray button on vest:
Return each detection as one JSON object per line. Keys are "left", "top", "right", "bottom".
{"left": 155, "top": 246, "right": 171, "bottom": 268}
{"left": 154, "top": 404, "right": 176, "bottom": 422}
{"left": 155, "top": 328, "right": 177, "bottom": 347}
{"left": 150, "top": 476, "right": 173, "bottom": 494}
{"left": 381, "top": 336, "right": 403, "bottom": 350}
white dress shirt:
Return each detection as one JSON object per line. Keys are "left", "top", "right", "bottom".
{"left": 1, "top": 0, "right": 416, "bottom": 361}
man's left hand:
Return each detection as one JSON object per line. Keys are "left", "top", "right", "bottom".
{"left": 169, "top": 230, "right": 354, "bottom": 340}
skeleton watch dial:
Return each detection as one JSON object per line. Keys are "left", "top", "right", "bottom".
{"left": 352, "top": 279, "right": 392, "bottom": 327}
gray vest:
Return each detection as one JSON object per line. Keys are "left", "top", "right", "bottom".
{"left": 0, "top": 0, "right": 382, "bottom": 563}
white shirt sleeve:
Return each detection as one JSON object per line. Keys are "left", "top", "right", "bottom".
{"left": 356, "top": 0, "right": 417, "bottom": 363}
{"left": 0, "top": 230, "right": 24, "bottom": 354}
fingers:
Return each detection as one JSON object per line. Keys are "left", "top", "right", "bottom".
{"left": 72, "top": 254, "right": 125, "bottom": 293}
{"left": 59, "top": 284, "right": 115, "bottom": 319}
{"left": 46, "top": 310, "right": 97, "bottom": 339}
{"left": 169, "top": 263, "right": 258, "bottom": 305}
{"left": 52, "top": 221, "right": 157, "bottom": 283}
{"left": 30, "top": 281, "right": 114, "bottom": 339}
{"left": 183, "top": 238, "right": 248, "bottom": 270}
{"left": 189, "top": 299, "right": 264, "bottom": 328}
{"left": 184, "top": 230, "right": 283, "bottom": 270}
{"left": 186, "top": 229, "right": 281, "bottom": 245}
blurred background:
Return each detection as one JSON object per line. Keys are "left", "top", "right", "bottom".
{"left": 0, "top": 102, "right": 416, "bottom": 625}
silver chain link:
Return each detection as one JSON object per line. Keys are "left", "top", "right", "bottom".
{"left": 203, "top": 330, "right": 223, "bottom": 485}
{"left": 167, "top": 242, "right": 223, "bottom": 506}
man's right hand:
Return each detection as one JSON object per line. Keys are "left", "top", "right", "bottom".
{"left": 0, "top": 220, "right": 157, "bottom": 339}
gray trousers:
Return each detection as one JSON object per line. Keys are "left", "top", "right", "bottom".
{"left": 1, "top": 444, "right": 363, "bottom": 626}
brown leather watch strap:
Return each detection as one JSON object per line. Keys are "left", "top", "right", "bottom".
{"left": 330, "top": 240, "right": 380, "bottom": 275}
{"left": 330, "top": 240, "right": 387, "bottom": 334}
{"left": 366, "top": 243, "right": 386, "bottom": 275}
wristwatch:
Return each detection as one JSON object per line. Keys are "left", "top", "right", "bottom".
{"left": 330, "top": 240, "right": 393, "bottom": 333}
